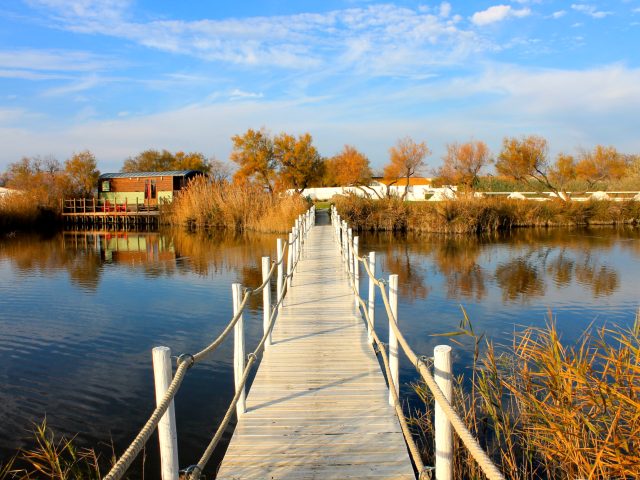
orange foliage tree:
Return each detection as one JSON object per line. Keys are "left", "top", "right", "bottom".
{"left": 230, "top": 128, "right": 278, "bottom": 193}
{"left": 496, "top": 135, "right": 570, "bottom": 200}
{"left": 437, "top": 140, "right": 491, "bottom": 191}
{"left": 273, "top": 132, "right": 323, "bottom": 193}
{"left": 231, "top": 128, "right": 324, "bottom": 194}
{"left": 575, "top": 145, "right": 628, "bottom": 189}
{"left": 383, "top": 137, "right": 430, "bottom": 199}
{"left": 64, "top": 150, "right": 100, "bottom": 197}
{"left": 324, "top": 145, "right": 376, "bottom": 194}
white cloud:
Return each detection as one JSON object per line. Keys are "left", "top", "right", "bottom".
{"left": 25, "top": 2, "right": 485, "bottom": 72}
{"left": 571, "top": 4, "right": 612, "bottom": 19}
{"left": 439, "top": 2, "right": 451, "bottom": 18}
{"left": 471, "top": 5, "right": 531, "bottom": 26}
{"left": 551, "top": 10, "right": 567, "bottom": 19}
{"left": 0, "top": 49, "right": 114, "bottom": 72}
{"left": 229, "top": 89, "right": 264, "bottom": 100}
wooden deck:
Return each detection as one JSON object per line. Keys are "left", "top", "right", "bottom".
{"left": 216, "top": 213, "right": 414, "bottom": 479}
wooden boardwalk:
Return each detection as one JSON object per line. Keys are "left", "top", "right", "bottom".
{"left": 216, "top": 213, "right": 414, "bottom": 479}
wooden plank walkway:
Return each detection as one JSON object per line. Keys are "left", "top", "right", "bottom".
{"left": 216, "top": 212, "right": 414, "bottom": 479}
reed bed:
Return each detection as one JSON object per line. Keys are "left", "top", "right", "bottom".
{"left": 333, "top": 195, "right": 640, "bottom": 233}
{"left": 0, "top": 193, "right": 58, "bottom": 233}
{"left": 163, "top": 176, "right": 308, "bottom": 233}
{"left": 412, "top": 316, "right": 640, "bottom": 479}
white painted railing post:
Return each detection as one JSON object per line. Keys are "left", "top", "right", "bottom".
{"left": 262, "top": 256, "right": 272, "bottom": 348}
{"left": 353, "top": 236, "right": 359, "bottom": 309}
{"left": 276, "top": 238, "right": 284, "bottom": 306}
{"left": 434, "top": 345, "right": 453, "bottom": 480}
{"left": 347, "top": 228, "right": 353, "bottom": 278}
{"left": 367, "top": 252, "right": 376, "bottom": 344}
{"left": 287, "top": 233, "right": 293, "bottom": 290}
{"left": 232, "top": 283, "right": 246, "bottom": 416}
{"left": 152, "top": 346, "right": 179, "bottom": 480}
{"left": 388, "top": 274, "right": 399, "bottom": 406}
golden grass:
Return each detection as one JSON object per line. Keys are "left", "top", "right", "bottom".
{"left": 333, "top": 195, "right": 640, "bottom": 233}
{"left": 163, "top": 176, "right": 308, "bottom": 233}
{"left": 1, "top": 420, "right": 103, "bottom": 480}
{"left": 0, "top": 193, "right": 57, "bottom": 233}
{"left": 412, "top": 314, "right": 640, "bottom": 479}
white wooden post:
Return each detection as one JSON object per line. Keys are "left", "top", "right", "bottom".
{"left": 434, "top": 345, "right": 453, "bottom": 480}
{"left": 353, "top": 236, "right": 359, "bottom": 309}
{"left": 262, "top": 256, "right": 272, "bottom": 348}
{"left": 287, "top": 233, "right": 293, "bottom": 290}
{"left": 276, "top": 238, "right": 284, "bottom": 306}
{"left": 232, "top": 283, "right": 246, "bottom": 416}
{"left": 347, "top": 228, "right": 353, "bottom": 278}
{"left": 388, "top": 274, "right": 399, "bottom": 406}
{"left": 367, "top": 252, "right": 376, "bottom": 344}
{"left": 152, "top": 346, "right": 179, "bottom": 480}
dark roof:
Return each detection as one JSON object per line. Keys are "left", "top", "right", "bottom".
{"left": 99, "top": 170, "right": 200, "bottom": 179}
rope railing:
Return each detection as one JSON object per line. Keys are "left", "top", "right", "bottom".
{"left": 330, "top": 205, "right": 505, "bottom": 480}
{"left": 104, "top": 206, "right": 316, "bottom": 480}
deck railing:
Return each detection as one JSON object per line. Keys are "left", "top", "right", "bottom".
{"left": 331, "top": 205, "right": 505, "bottom": 480}
{"left": 103, "top": 206, "right": 316, "bottom": 480}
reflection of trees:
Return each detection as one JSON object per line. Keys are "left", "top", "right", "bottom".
{"left": 575, "top": 259, "right": 619, "bottom": 297}
{"left": 433, "top": 238, "right": 486, "bottom": 300}
{"left": 381, "top": 242, "right": 429, "bottom": 303}
{"left": 495, "top": 259, "right": 546, "bottom": 303}
{"left": 0, "top": 234, "right": 104, "bottom": 291}
{"left": 545, "top": 249, "right": 574, "bottom": 287}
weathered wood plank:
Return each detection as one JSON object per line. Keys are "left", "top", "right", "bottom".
{"left": 216, "top": 215, "right": 414, "bottom": 479}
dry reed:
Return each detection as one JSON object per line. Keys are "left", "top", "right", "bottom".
{"left": 0, "top": 193, "right": 59, "bottom": 233}
{"left": 412, "top": 314, "right": 640, "bottom": 479}
{"left": 163, "top": 176, "right": 308, "bottom": 233}
{"left": 333, "top": 195, "right": 640, "bottom": 233}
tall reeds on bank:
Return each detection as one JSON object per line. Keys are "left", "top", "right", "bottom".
{"left": 333, "top": 195, "right": 640, "bottom": 233}
{"left": 412, "top": 317, "right": 640, "bottom": 479}
{"left": 0, "top": 193, "right": 58, "bottom": 233}
{"left": 163, "top": 176, "right": 308, "bottom": 233}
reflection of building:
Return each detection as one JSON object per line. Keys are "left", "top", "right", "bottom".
{"left": 98, "top": 170, "right": 202, "bottom": 207}
{"left": 99, "top": 232, "right": 176, "bottom": 264}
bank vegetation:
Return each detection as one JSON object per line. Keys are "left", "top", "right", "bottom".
{"left": 412, "top": 316, "right": 640, "bottom": 479}
{"left": 333, "top": 195, "right": 640, "bottom": 233}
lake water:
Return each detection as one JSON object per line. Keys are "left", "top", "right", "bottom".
{"left": 1, "top": 225, "right": 638, "bottom": 477}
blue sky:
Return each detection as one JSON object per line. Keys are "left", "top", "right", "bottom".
{"left": 1, "top": 0, "right": 639, "bottom": 173}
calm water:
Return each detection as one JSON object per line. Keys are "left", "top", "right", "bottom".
{"left": 1, "top": 226, "right": 639, "bottom": 477}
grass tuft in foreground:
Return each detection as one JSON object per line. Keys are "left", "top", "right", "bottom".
{"left": 1, "top": 420, "right": 103, "bottom": 480}
{"left": 412, "top": 313, "right": 640, "bottom": 479}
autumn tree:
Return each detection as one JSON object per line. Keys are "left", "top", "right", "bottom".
{"left": 230, "top": 129, "right": 277, "bottom": 193}
{"left": 575, "top": 145, "right": 628, "bottom": 189}
{"left": 548, "top": 153, "right": 577, "bottom": 194}
{"left": 122, "top": 149, "right": 211, "bottom": 173}
{"left": 496, "top": 135, "right": 568, "bottom": 200}
{"left": 5, "top": 155, "right": 65, "bottom": 205}
{"left": 324, "top": 145, "right": 376, "bottom": 194}
{"left": 273, "top": 132, "right": 323, "bottom": 193}
{"left": 437, "top": 140, "right": 490, "bottom": 191}
{"left": 383, "top": 137, "right": 430, "bottom": 200}
{"left": 64, "top": 150, "right": 100, "bottom": 196}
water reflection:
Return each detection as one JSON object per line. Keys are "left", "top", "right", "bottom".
{"left": 360, "top": 227, "right": 640, "bottom": 306}
{"left": 1, "top": 229, "right": 280, "bottom": 310}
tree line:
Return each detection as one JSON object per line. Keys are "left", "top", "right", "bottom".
{"left": 2, "top": 129, "right": 639, "bottom": 207}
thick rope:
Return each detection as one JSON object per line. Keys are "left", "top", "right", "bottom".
{"left": 189, "top": 274, "right": 290, "bottom": 478}
{"left": 104, "top": 208, "right": 313, "bottom": 480}
{"left": 335, "top": 212, "right": 505, "bottom": 480}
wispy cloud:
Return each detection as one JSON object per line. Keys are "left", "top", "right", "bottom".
{"left": 229, "top": 89, "right": 264, "bottom": 100}
{"left": 471, "top": 5, "right": 531, "bottom": 26}
{"left": 551, "top": 10, "right": 567, "bottom": 19}
{"left": 0, "top": 49, "right": 115, "bottom": 72}
{"left": 571, "top": 4, "right": 612, "bottom": 19}
{"left": 25, "top": 2, "right": 486, "bottom": 73}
